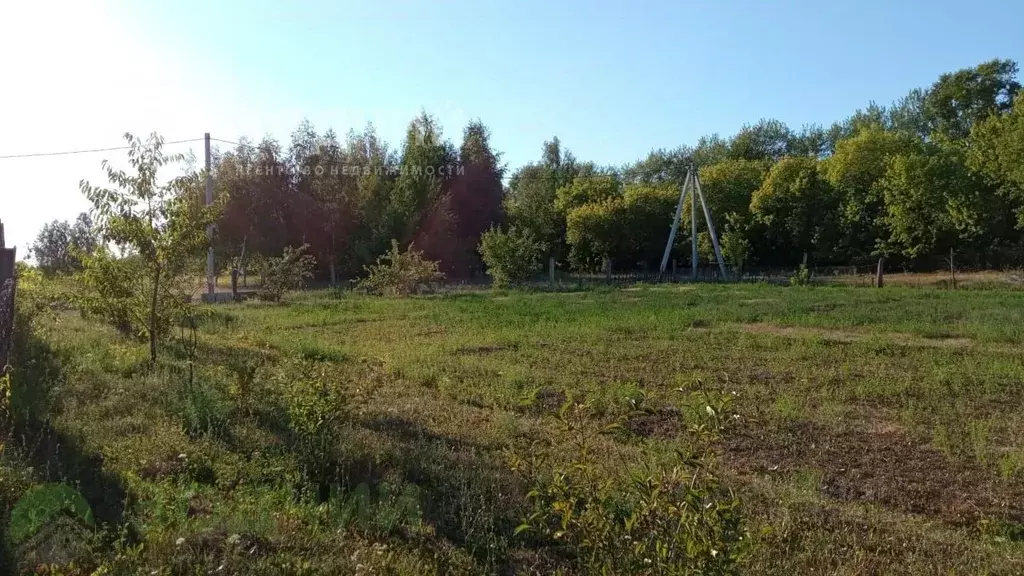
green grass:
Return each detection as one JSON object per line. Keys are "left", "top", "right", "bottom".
{"left": 5, "top": 282, "right": 1024, "bottom": 574}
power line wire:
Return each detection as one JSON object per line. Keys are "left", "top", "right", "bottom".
{"left": 0, "top": 138, "right": 205, "bottom": 160}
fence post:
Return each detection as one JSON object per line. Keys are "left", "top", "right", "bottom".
{"left": 549, "top": 257, "right": 555, "bottom": 287}
{"left": 604, "top": 258, "right": 612, "bottom": 283}
{"left": 231, "top": 268, "right": 239, "bottom": 301}
{"left": 0, "top": 219, "right": 17, "bottom": 371}
{"left": 0, "top": 220, "right": 13, "bottom": 282}
{"left": 875, "top": 257, "right": 885, "bottom": 288}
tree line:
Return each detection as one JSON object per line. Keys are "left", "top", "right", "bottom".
{"left": 32, "top": 58, "right": 1024, "bottom": 280}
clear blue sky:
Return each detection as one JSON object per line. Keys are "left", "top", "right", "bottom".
{"left": 2, "top": 0, "right": 1022, "bottom": 249}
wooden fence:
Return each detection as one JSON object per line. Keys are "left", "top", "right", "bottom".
{"left": 0, "top": 220, "right": 17, "bottom": 371}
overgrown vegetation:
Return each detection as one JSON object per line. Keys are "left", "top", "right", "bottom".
{"left": 4, "top": 279, "right": 1024, "bottom": 573}
{"left": 357, "top": 240, "right": 445, "bottom": 296}
{"left": 256, "top": 244, "right": 317, "bottom": 302}
{"left": 478, "top": 226, "right": 546, "bottom": 287}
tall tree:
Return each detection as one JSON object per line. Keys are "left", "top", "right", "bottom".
{"left": 750, "top": 157, "right": 839, "bottom": 263}
{"left": 30, "top": 213, "right": 97, "bottom": 275}
{"left": 434, "top": 120, "right": 506, "bottom": 276}
{"left": 821, "top": 128, "right": 921, "bottom": 260}
{"left": 925, "top": 59, "right": 1020, "bottom": 141}
{"left": 505, "top": 137, "right": 580, "bottom": 260}
{"left": 969, "top": 94, "right": 1024, "bottom": 225}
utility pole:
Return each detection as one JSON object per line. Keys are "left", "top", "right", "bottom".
{"left": 659, "top": 168, "right": 728, "bottom": 280}
{"left": 659, "top": 170, "right": 691, "bottom": 274}
{"left": 694, "top": 173, "right": 728, "bottom": 280}
{"left": 205, "top": 133, "right": 214, "bottom": 297}
{"left": 691, "top": 169, "right": 698, "bottom": 279}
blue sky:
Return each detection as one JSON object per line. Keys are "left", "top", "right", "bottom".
{"left": 2, "top": 0, "right": 1022, "bottom": 250}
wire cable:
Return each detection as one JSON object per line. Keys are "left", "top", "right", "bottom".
{"left": 0, "top": 138, "right": 204, "bottom": 160}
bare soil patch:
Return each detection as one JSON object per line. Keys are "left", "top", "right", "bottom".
{"left": 723, "top": 418, "right": 1024, "bottom": 525}
{"left": 625, "top": 407, "right": 685, "bottom": 439}
{"left": 739, "top": 323, "right": 974, "bottom": 348}
{"left": 455, "top": 344, "right": 518, "bottom": 355}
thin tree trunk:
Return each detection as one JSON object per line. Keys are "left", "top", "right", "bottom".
{"left": 149, "top": 264, "right": 161, "bottom": 363}
{"left": 949, "top": 247, "right": 957, "bottom": 289}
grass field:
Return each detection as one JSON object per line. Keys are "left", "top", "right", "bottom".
{"left": 5, "top": 282, "right": 1024, "bottom": 574}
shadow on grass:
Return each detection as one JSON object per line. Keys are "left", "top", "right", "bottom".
{"left": 343, "top": 415, "right": 533, "bottom": 570}
{"left": 3, "top": 334, "right": 131, "bottom": 574}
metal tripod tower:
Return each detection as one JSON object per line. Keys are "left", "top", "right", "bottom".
{"left": 659, "top": 167, "right": 728, "bottom": 280}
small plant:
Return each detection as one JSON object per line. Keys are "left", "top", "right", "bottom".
{"left": 278, "top": 360, "right": 349, "bottom": 494}
{"left": 478, "top": 226, "right": 547, "bottom": 288}
{"left": 9, "top": 484, "right": 94, "bottom": 545}
{"left": 356, "top": 240, "right": 445, "bottom": 296}
{"left": 177, "top": 379, "right": 232, "bottom": 438}
{"left": 511, "top": 395, "right": 747, "bottom": 575}
{"left": 257, "top": 244, "right": 317, "bottom": 302}
{"left": 789, "top": 264, "right": 812, "bottom": 286}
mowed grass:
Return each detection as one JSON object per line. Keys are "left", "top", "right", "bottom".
{"left": 17, "top": 282, "right": 1024, "bottom": 574}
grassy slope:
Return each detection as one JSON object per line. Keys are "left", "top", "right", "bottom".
{"left": 14, "top": 283, "right": 1024, "bottom": 574}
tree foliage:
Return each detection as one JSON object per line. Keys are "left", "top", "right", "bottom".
{"left": 30, "top": 213, "right": 97, "bottom": 276}
{"left": 69, "top": 58, "right": 1021, "bottom": 288}
{"left": 79, "top": 132, "right": 216, "bottom": 362}
{"left": 478, "top": 226, "right": 546, "bottom": 287}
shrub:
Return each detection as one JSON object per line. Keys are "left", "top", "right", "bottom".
{"left": 478, "top": 226, "right": 546, "bottom": 287}
{"left": 789, "top": 264, "right": 812, "bottom": 286}
{"left": 277, "top": 360, "right": 349, "bottom": 491}
{"left": 9, "top": 484, "right": 94, "bottom": 546}
{"left": 76, "top": 249, "right": 191, "bottom": 342}
{"left": 257, "top": 244, "right": 317, "bottom": 302}
{"left": 356, "top": 240, "right": 445, "bottom": 296}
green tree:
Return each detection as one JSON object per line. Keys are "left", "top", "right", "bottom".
{"left": 925, "top": 59, "right": 1020, "bottom": 141}
{"left": 478, "top": 226, "right": 547, "bottom": 287}
{"left": 750, "top": 157, "right": 839, "bottom": 263}
{"left": 555, "top": 171, "right": 622, "bottom": 214}
{"left": 728, "top": 119, "right": 793, "bottom": 161}
{"left": 969, "top": 94, "right": 1024, "bottom": 224}
{"left": 505, "top": 138, "right": 579, "bottom": 260}
{"left": 30, "top": 213, "right": 97, "bottom": 275}
{"left": 391, "top": 112, "right": 458, "bottom": 246}
{"left": 79, "top": 132, "right": 216, "bottom": 363}
{"left": 821, "top": 128, "right": 921, "bottom": 260}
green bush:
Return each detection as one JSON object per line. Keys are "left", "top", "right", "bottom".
{"left": 789, "top": 264, "right": 812, "bottom": 286}
{"left": 478, "top": 226, "right": 546, "bottom": 287}
{"left": 331, "top": 480, "right": 424, "bottom": 534}
{"left": 356, "top": 240, "right": 445, "bottom": 296}
{"left": 75, "top": 249, "right": 191, "bottom": 340}
{"left": 257, "top": 244, "right": 317, "bottom": 302}
{"left": 278, "top": 360, "right": 349, "bottom": 486}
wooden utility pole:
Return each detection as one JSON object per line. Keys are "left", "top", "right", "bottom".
{"left": 205, "top": 133, "right": 214, "bottom": 297}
